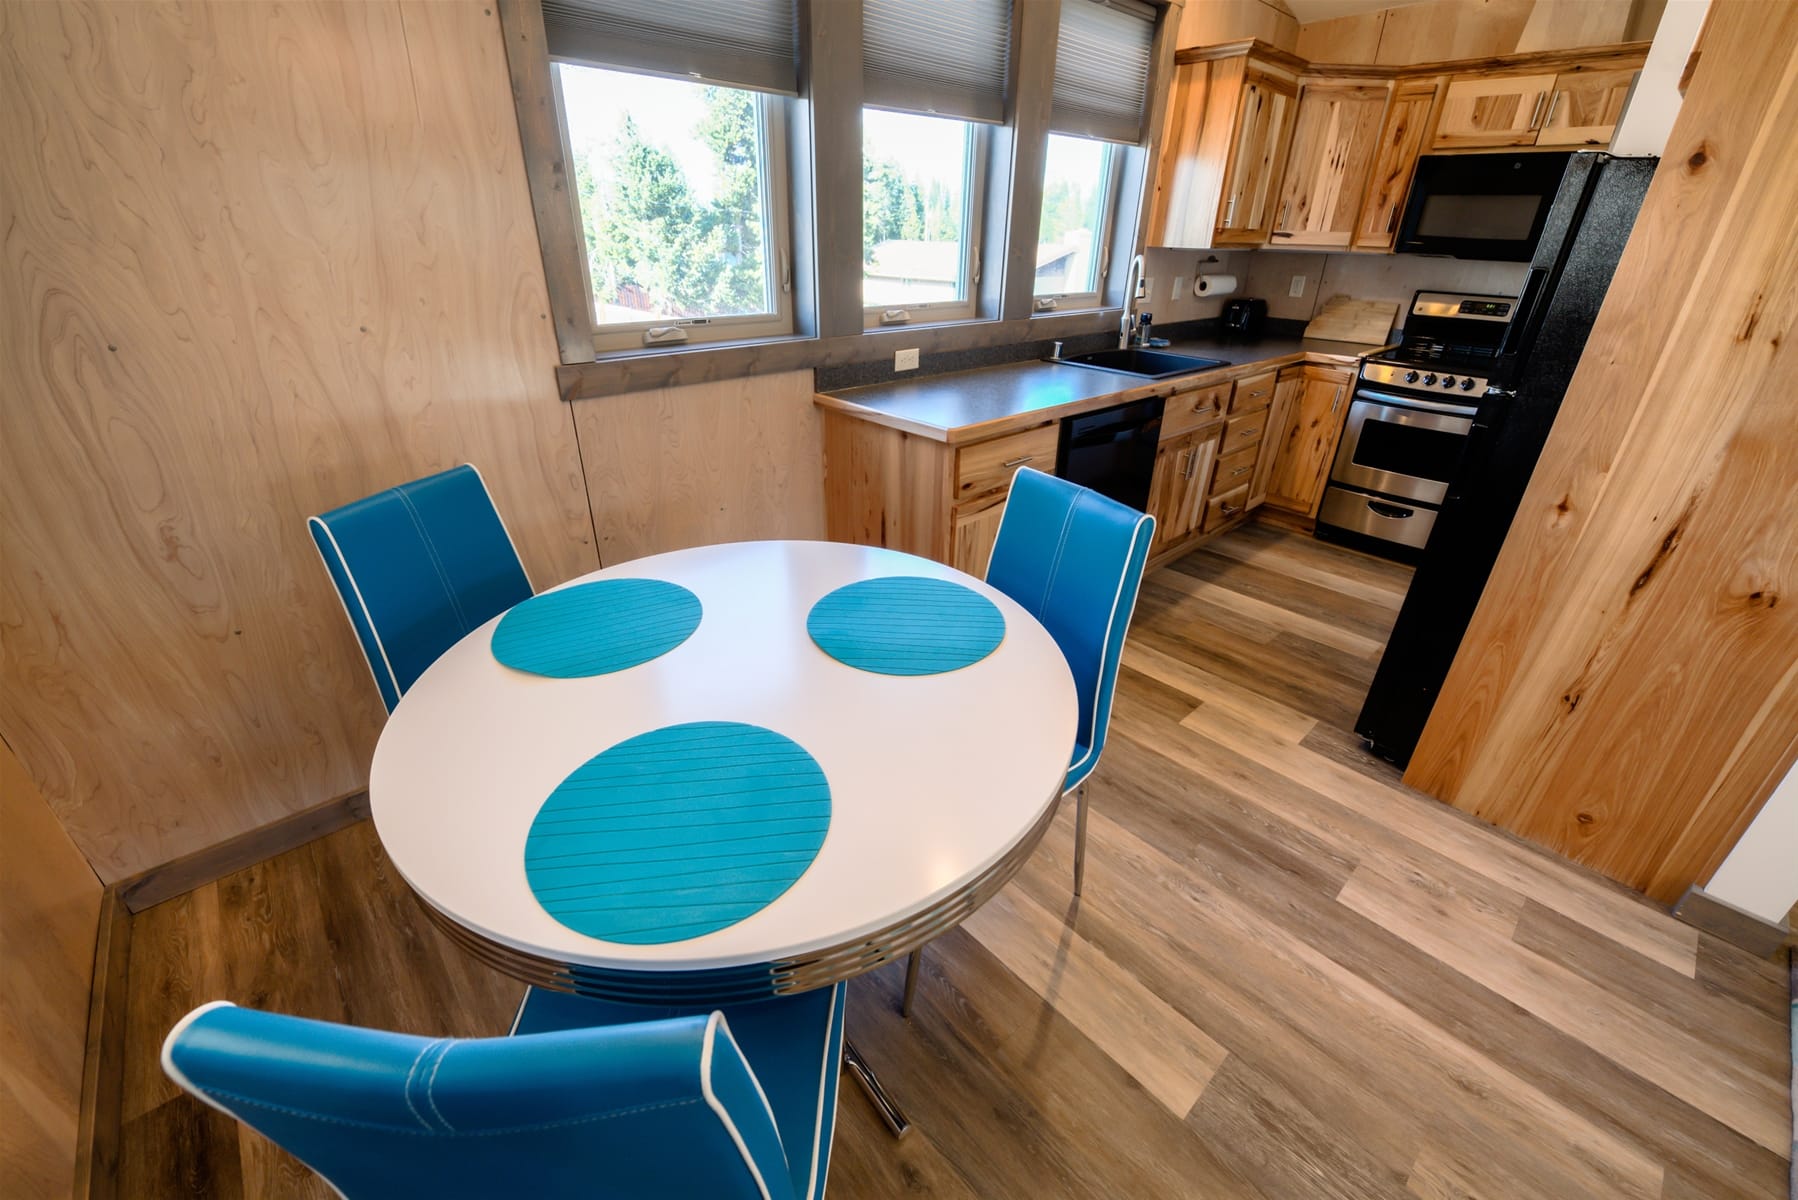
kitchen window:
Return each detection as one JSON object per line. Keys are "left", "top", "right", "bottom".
{"left": 861, "top": 110, "right": 986, "bottom": 325}
{"left": 1034, "top": 133, "right": 1123, "bottom": 308}
{"left": 555, "top": 67, "right": 792, "bottom": 350}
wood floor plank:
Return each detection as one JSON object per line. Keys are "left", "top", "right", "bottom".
{"left": 1152, "top": 568, "right": 1387, "bottom": 658}
{"left": 960, "top": 882, "right": 1229, "bottom": 1117}
{"left": 1122, "top": 640, "right": 1317, "bottom": 743}
{"left": 1200, "top": 527, "right": 1408, "bottom": 608}
{"left": 1338, "top": 859, "right": 1788, "bottom": 1155}
{"left": 1173, "top": 546, "right": 1403, "bottom": 640}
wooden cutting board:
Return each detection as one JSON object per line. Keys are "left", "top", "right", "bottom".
{"left": 1304, "top": 297, "right": 1399, "bottom": 345}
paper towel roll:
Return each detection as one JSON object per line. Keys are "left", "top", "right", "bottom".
{"left": 1195, "top": 273, "right": 1239, "bottom": 297}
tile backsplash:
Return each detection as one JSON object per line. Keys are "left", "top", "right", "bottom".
{"left": 1147, "top": 245, "right": 1530, "bottom": 331}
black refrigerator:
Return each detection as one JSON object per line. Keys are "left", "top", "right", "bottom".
{"left": 1355, "top": 152, "right": 1659, "bottom": 767}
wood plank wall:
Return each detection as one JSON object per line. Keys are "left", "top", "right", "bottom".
{"left": 0, "top": 738, "right": 103, "bottom": 1197}
{"left": 1405, "top": 0, "right": 1798, "bottom": 903}
{"left": 0, "top": 0, "right": 600, "bottom": 882}
{"left": 1294, "top": 0, "right": 1661, "bottom": 65}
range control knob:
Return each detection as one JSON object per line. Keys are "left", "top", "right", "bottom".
{"left": 1441, "top": 375, "right": 1457, "bottom": 388}
{"left": 1403, "top": 370, "right": 1419, "bottom": 384}
{"left": 1460, "top": 377, "right": 1477, "bottom": 391}
{"left": 1421, "top": 373, "right": 1438, "bottom": 386}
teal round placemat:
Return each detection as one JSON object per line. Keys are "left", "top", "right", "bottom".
{"left": 491, "top": 579, "right": 701, "bottom": 678}
{"left": 807, "top": 576, "right": 1005, "bottom": 676}
{"left": 524, "top": 722, "right": 831, "bottom": 945}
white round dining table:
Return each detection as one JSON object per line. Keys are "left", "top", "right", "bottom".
{"left": 369, "top": 539, "right": 1078, "bottom": 1004}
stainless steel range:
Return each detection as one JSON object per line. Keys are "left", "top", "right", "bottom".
{"left": 1316, "top": 290, "right": 1517, "bottom": 556}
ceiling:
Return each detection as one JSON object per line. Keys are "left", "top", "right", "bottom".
{"left": 1281, "top": 0, "right": 1433, "bottom": 24}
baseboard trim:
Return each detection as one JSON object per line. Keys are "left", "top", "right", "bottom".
{"left": 73, "top": 888, "right": 132, "bottom": 1200}
{"left": 116, "top": 789, "right": 370, "bottom": 913}
{"left": 1671, "top": 885, "right": 1793, "bottom": 959}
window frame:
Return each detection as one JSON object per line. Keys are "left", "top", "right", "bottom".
{"left": 550, "top": 62, "right": 797, "bottom": 354}
{"left": 1030, "top": 135, "right": 1127, "bottom": 314}
{"left": 859, "top": 112, "right": 991, "bottom": 330}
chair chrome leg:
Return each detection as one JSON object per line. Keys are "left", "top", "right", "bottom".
{"left": 1073, "top": 783, "right": 1089, "bottom": 896}
{"left": 901, "top": 949, "right": 921, "bottom": 1018}
{"left": 843, "top": 1037, "right": 913, "bottom": 1139}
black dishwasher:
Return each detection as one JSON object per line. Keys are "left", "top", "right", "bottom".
{"left": 1055, "top": 396, "right": 1164, "bottom": 513}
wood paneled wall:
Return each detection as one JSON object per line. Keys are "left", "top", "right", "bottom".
{"left": 571, "top": 371, "right": 826, "bottom": 565}
{"left": 1405, "top": 0, "right": 1798, "bottom": 903}
{"left": 0, "top": 0, "right": 600, "bottom": 882}
{"left": 1, "top": 738, "right": 102, "bottom": 1197}
{"left": 1295, "top": 0, "right": 1656, "bottom": 65}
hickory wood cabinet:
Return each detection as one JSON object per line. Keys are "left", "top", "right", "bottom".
{"left": 1262, "top": 364, "right": 1354, "bottom": 517}
{"left": 1153, "top": 40, "right": 1647, "bottom": 253}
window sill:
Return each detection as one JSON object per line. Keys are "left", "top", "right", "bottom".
{"left": 555, "top": 308, "right": 1126, "bottom": 401}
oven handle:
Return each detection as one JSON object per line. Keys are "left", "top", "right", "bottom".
{"left": 1347, "top": 397, "right": 1475, "bottom": 436}
{"left": 1352, "top": 386, "right": 1481, "bottom": 417}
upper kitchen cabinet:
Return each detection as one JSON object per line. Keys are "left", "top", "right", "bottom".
{"left": 1536, "top": 66, "right": 1639, "bottom": 146}
{"left": 1269, "top": 80, "right": 1390, "bottom": 249}
{"left": 1353, "top": 76, "right": 1442, "bottom": 252}
{"left": 1430, "top": 72, "right": 1560, "bottom": 148}
{"left": 1150, "top": 42, "right": 1303, "bottom": 249}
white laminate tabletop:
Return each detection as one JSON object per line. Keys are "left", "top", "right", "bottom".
{"left": 369, "top": 540, "right": 1078, "bottom": 974}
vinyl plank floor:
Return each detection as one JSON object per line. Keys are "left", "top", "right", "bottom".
{"left": 111, "top": 523, "right": 1793, "bottom": 1199}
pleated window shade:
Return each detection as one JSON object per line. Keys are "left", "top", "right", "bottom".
{"left": 1051, "top": 0, "right": 1157, "bottom": 144}
{"left": 541, "top": 0, "right": 800, "bottom": 95}
{"left": 862, "top": 0, "right": 1012, "bottom": 123}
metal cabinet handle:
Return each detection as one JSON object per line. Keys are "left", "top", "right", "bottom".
{"left": 1000, "top": 455, "right": 1034, "bottom": 469}
{"left": 1544, "top": 90, "right": 1563, "bottom": 130}
{"left": 1239, "top": 426, "right": 1260, "bottom": 438}
{"left": 1224, "top": 196, "right": 1237, "bottom": 228}
{"left": 1221, "top": 503, "right": 1242, "bottom": 517}
{"left": 1529, "top": 90, "right": 1547, "bottom": 130}
{"left": 1230, "top": 465, "right": 1252, "bottom": 478}
{"left": 1331, "top": 385, "right": 1344, "bottom": 413}
{"left": 1183, "top": 450, "right": 1199, "bottom": 481}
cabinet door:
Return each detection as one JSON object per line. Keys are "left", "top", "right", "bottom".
{"left": 1249, "top": 371, "right": 1303, "bottom": 510}
{"left": 1263, "top": 367, "right": 1352, "bottom": 516}
{"left": 1354, "top": 77, "right": 1441, "bottom": 251}
{"left": 1149, "top": 61, "right": 1213, "bottom": 249}
{"left": 1270, "top": 82, "right": 1389, "bottom": 249}
{"left": 1431, "top": 73, "right": 1558, "bottom": 149}
{"left": 1537, "top": 68, "right": 1638, "bottom": 147}
{"left": 1175, "top": 432, "right": 1221, "bottom": 541}
{"left": 1216, "top": 72, "right": 1298, "bottom": 245}
{"left": 1146, "top": 435, "right": 1188, "bottom": 555}
{"left": 952, "top": 498, "right": 1008, "bottom": 579}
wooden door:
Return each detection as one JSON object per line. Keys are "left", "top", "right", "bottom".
{"left": 1149, "top": 60, "right": 1213, "bottom": 249}
{"left": 1262, "top": 366, "right": 1352, "bottom": 516}
{"left": 1216, "top": 70, "right": 1298, "bottom": 246}
{"left": 1147, "top": 429, "right": 1219, "bottom": 554}
{"left": 1354, "top": 77, "right": 1441, "bottom": 251}
{"left": 1270, "top": 81, "right": 1389, "bottom": 249}
{"left": 951, "top": 497, "right": 1008, "bottom": 579}
{"left": 1249, "top": 370, "right": 1303, "bottom": 510}
{"left": 1175, "top": 432, "right": 1221, "bottom": 541}
{"left": 1537, "top": 68, "right": 1638, "bottom": 147}
{"left": 1431, "top": 73, "right": 1557, "bottom": 149}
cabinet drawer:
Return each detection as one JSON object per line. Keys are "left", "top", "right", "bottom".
{"left": 1162, "top": 382, "right": 1230, "bottom": 438}
{"left": 1203, "top": 483, "right": 1251, "bottom": 533}
{"left": 955, "top": 423, "right": 1059, "bottom": 504}
{"left": 1211, "top": 445, "right": 1258, "bottom": 495}
{"left": 1229, "top": 371, "right": 1276, "bottom": 415}
{"left": 1220, "top": 410, "right": 1268, "bottom": 457}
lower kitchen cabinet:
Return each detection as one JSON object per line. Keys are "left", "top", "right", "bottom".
{"left": 951, "top": 497, "right": 1007, "bottom": 578}
{"left": 1263, "top": 364, "right": 1354, "bottom": 517}
{"left": 1250, "top": 369, "right": 1303, "bottom": 508}
{"left": 1148, "top": 426, "right": 1223, "bottom": 555}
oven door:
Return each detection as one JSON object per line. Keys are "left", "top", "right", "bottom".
{"left": 1329, "top": 389, "right": 1476, "bottom": 505}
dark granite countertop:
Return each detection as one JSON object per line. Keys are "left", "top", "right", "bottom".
{"left": 815, "top": 335, "right": 1386, "bottom": 443}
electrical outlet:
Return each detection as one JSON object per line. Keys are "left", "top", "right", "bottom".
{"left": 1289, "top": 275, "right": 1307, "bottom": 298}
{"left": 1171, "top": 275, "right": 1186, "bottom": 300}
{"left": 894, "top": 347, "right": 920, "bottom": 372}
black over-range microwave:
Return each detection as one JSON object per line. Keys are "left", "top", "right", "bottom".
{"left": 1395, "top": 151, "right": 1576, "bottom": 262}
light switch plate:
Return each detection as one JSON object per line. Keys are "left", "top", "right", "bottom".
{"left": 1172, "top": 275, "right": 1186, "bottom": 300}
{"left": 1289, "top": 275, "right": 1306, "bottom": 298}
{"left": 894, "top": 347, "right": 920, "bottom": 371}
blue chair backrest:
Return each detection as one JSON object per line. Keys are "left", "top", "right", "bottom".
{"left": 308, "top": 464, "right": 532, "bottom": 711}
{"left": 986, "top": 468, "right": 1154, "bottom": 789}
{"left": 163, "top": 1002, "right": 795, "bottom": 1200}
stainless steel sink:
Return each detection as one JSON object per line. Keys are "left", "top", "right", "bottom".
{"left": 1055, "top": 347, "right": 1231, "bottom": 379}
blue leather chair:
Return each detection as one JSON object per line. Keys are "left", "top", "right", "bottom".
{"left": 901, "top": 468, "right": 1153, "bottom": 1014}
{"left": 307, "top": 464, "right": 533, "bottom": 712}
{"left": 162, "top": 983, "right": 847, "bottom": 1199}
